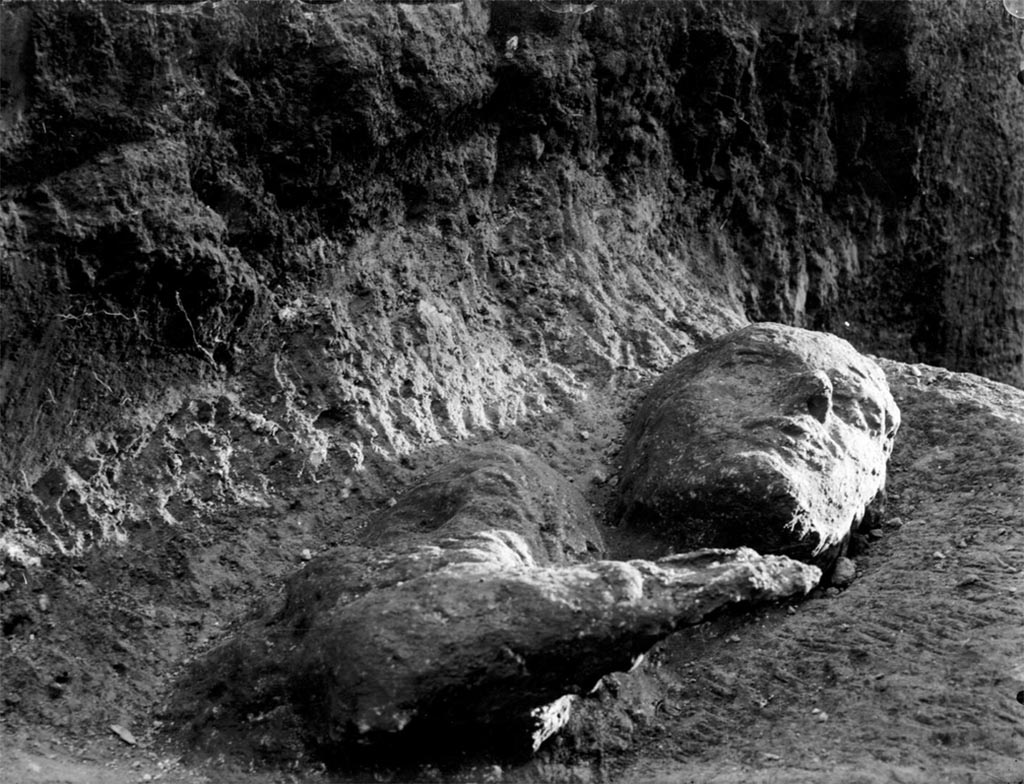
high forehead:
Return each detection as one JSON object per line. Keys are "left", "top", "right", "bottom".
{"left": 680, "top": 324, "right": 891, "bottom": 399}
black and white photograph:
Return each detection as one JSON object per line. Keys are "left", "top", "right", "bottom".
{"left": 1, "top": 1, "right": 1022, "bottom": 782}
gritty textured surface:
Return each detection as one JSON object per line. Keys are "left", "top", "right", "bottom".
{"left": 2, "top": 0, "right": 1023, "bottom": 568}
{"left": 1, "top": 1, "right": 1023, "bottom": 782}
{"left": 616, "top": 323, "right": 899, "bottom": 568}
{"left": 1, "top": 355, "right": 1021, "bottom": 784}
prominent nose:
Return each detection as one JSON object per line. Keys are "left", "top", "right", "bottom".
{"left": 798, "top": 370, "right": 833, "bottom": 423}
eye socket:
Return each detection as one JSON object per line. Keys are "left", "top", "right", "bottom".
{"left": 884, "top": 410, "right": 899, "bottom": 440}
{"left": 732, "top": 349, "right": 775, "bottom": 363}
{"left": 806, "top": 392, "right": 831, "bottom": 423}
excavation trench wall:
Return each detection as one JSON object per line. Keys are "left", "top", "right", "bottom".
{"left": 1, "top": 0, "right": 1022, "bottom": 558}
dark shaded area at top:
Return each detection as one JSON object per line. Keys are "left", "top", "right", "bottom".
{"left": 1, "top": 0, "right": 1022, "bottom": 486}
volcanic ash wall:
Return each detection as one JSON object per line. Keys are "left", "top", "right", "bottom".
{"left": 0, "top": 0, "right": 1021, "bottom": 559}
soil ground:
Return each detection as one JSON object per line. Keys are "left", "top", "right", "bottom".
{"left": 2, "top": 359, "right": 1022, "bottom": 784}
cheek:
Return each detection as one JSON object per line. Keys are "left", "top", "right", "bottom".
{"left": 828, "top": 419, "right": 889, "bottom": 464}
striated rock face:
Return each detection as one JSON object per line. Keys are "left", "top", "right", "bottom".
{"left": 173, "top": 444, "right": 819, "bottom": 756}
{"left": 1, "top": 5, "right": 1019, "bottom": 775}
{"left": 1, "top": 1, "right": 1021, "bottom": 567}
{"left": 616, "top": 324, "right": 900, "bottom": 568}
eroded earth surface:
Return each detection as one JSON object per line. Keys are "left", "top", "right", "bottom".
{"left": 2, "top": 358, "right": 1021, "bottom": 784}
{"left": 2, "top": 2, "right": 1023, "bottom": 782}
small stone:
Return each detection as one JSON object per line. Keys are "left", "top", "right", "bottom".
{"left": 579, "top": 430, "right": 590, "bottom": 441}
{"left": 0, "top": 581, "right": 10, "bottom": 594}
{"left": 110, "top": 724, "right": 137, "bottom": 745}
{"left": 786, "top": 606, "right": 797, "bottom": 615}
{"left": 887, "top": 517, "right": 904, "bottom": 529}
{"left": 831, "top": 557, "right": 856, "bottom": 588}
{"left": 824, "top": 587, "right": 841, "bottom": 598}
{"left": 38, "top": 594, "right": 51, "bottom": 612}
{"left": 726, "top": 635, "right": 741, "bottom": 643}
{"left": 867, "top": 528, "right": 884, "bottom": 541}
{"left": 299, "top": 549, "right": 313, "bottom": 562}
{"left": 933, "top": 551, "right": 946, "bottom": 560}
{"left": 816, "top": 711, "right": 829, "bottom": 722}
{"left": 386, "top": 497, "right": 398, "bottom": 508}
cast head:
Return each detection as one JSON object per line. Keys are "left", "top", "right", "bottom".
{"left": 617, "top": 323, "right": 900, "bottom": 567}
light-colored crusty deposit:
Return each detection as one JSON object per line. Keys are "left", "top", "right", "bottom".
{"left": 617, "top": 323, "right": 900, "bottom": 567}
{"left": 173, "top": 444, "right": 819, "bottom": 755}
